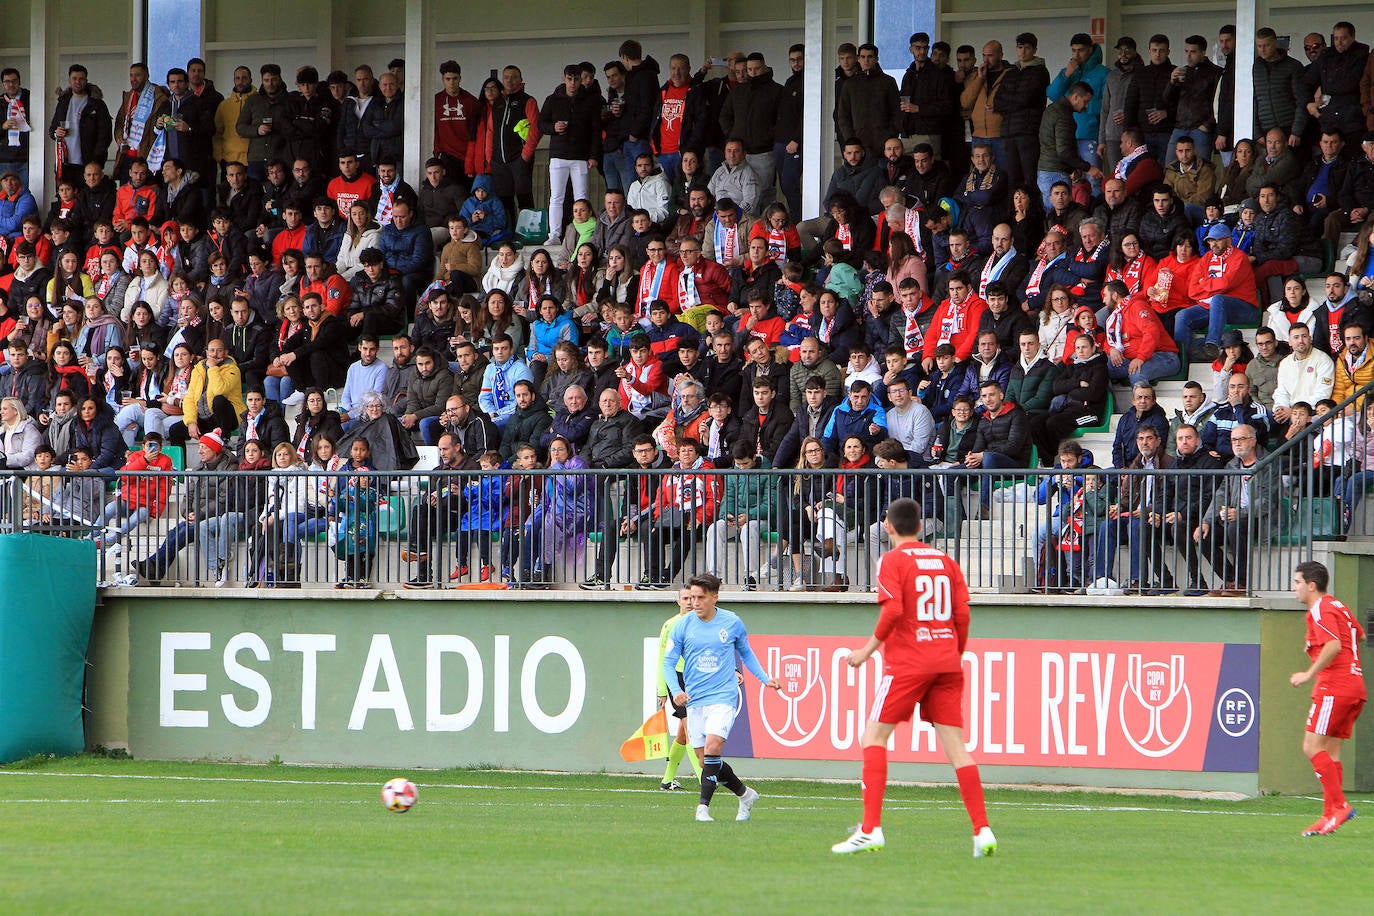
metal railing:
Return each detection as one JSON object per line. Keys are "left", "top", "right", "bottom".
{"left": 0, "top": 455, "right": 1344, "bottom": 596}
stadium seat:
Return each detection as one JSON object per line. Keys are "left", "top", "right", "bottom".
{"left": 377, "top": 496, "right": 407, "bottom": 539}
{"left": 1274, "top": 495, "right": 1341, "bottom": 545}
{"left": 1072, "top": 391, "right": 1114, "bottom": 436}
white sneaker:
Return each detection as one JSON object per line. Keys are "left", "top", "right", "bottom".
{"left": 281, "top": 391, "right": 305, "bottom": 407}
{"left": 695, "top": 804, "right": 713, "bottom": 822}
{"left": 215, "top": 568, "right": 229, "bottom": 588}
{"left": 973, "top": 826, "right": 998, "bottom": 858}
{"left": 832, "top": 826, "right": 885, "bottom": 854}
{"left": 736, "top": 787, "right": 759, "bottom": 821}
{"left": 541, "top": 236, "right": 561, "bottom": 247}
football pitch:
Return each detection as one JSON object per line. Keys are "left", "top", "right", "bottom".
{"left": 1, "top": 755, "right": 1368, "bottom": 913}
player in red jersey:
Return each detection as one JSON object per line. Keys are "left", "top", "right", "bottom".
{"left": 831, "top": 497, "right": 997, "bottom": 857}
{"left": 1289, "top": 560, "right": 1366, "bottom": 837}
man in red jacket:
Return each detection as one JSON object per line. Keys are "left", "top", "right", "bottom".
{"left": 920, "top": 270, "right": 988, "bottom": 372}
{"left": 1173, "top": 223, "right": 1257, "bottom": 360}
{"left": 1102, "top": 280, "right": 1181, "bottom": 385}
{"left": 93, "top": 433, "right": 174, "bottom": 552}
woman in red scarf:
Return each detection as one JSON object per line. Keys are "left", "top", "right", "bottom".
{"left": 47, "top": 340, "right": 91, "bottom": 408}
{"left": 749, "top": 204, "right": 802, "bottom": 267}
{"left": 1105, "top": 233, "right": 1155, "bottom": 298}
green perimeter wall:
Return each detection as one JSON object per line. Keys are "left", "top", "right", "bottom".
{"left": 87, "top": 586, "right": 1368, "bottom": 796}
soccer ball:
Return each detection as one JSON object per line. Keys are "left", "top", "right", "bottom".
{"left": 381, "top": 778, "right": 418, "bottom": 813}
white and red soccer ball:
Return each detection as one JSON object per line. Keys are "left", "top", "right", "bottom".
{"left": 381, "top": 778, "right": 418, "bottom": 812}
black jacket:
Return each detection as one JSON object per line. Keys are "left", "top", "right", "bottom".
{"left": 1125, "top": 61, "right": 1176, "bottom": 132}
{"left": 224, "top": 319, "right": 270, "bottom": 385}
{"left": 1308, "top": 41, "right": 1371, "bottom": 135}
{"left": 1253, "top": 52, "right": 1307, "bottom": 138}
{"left": 284, "top": 91, "right": 339, "bottom": 171}
{"left": 720, "top": 71, "right": 783, "bottom": 154}
{"left": 837, "top": 67, "right": 901, "bottom": 156}
{"left": 349, "top": 271, "right": 406, "bottom": 328}
{"left": 740, "top": 401, "right": 795, "bottom": 463}
{"left": 361, "top": 92, "right": 405, "bottom": 165}
{"left": 900, "top": 60, "right": 957, "bottom": 136}
{"left": 970, "top": 403, "right": 1031, "bottom": 464}
{"left": 537, "top": 86, "right": 603, "bottom": 162}
{"left": 773, "top": 70, "right": 805, "bottom": 146}
{"left": 586, "top": 409, "right": 640, "bottom": 469}
{"left": 77, "top": 177, "right": 118, "bottom": 234}
{"left": 49, "top": 90, "right": 113, "bottom": 170}
{"left": 1163, "top": 59, "right": 1223, "bottom": 131}
{"left": 240, "top": 401, "right": 291, "bottom": 453}
{"left": 994, "top": 61, "right": 1049, "bottom": 137}
{"left": 622, "top": 57, "right": 663, "bottom": 141}
{"left": 774, "top": 396, "right": 839, "bottom": 469}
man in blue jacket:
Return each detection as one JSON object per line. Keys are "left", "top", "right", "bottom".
{"left": 376, "top": 196, "right": 432, "bottom": 304}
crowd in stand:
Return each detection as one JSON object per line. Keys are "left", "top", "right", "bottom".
{"left": 3, "top": 23, "right": 1374, "bottom": 594}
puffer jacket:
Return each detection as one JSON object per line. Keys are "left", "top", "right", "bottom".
{"left": 1254, "top": 52, "right": 1307, "bottom": 137}
{"left": 996, "top": 57, "right": 1050, "bottom": 137}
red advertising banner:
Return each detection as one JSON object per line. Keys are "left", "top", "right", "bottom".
{"left": 729, "top": 637, "right": 1259, "bottom": 772}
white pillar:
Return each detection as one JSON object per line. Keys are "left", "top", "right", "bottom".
{"left": 1232, "top": 0, "right": 1258, "bottom": 145}
{"left": 802, "top": 0, "right": 840, "bottom": 219}
{"left": 403, "top": 0, "right": 433, "bottom": 188}
{"left": 28, "top": 0, "right": 55, "bottom": 202}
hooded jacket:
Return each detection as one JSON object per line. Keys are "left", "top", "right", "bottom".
{"left": 1047, "top": 43, "right": 1107, "bottom": 141}
{"left": 621, "top": 57, "right": 663, "bottom": 142}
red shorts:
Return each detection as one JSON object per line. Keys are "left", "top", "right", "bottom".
{"left": 1306, "top": 693, "right": 1366, "bottom": 739}
{"left": 870, "top": 671, "right": 964, "bottom": 728}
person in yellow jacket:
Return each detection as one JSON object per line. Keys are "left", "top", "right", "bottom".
{"left": 1332, "top": 324, "right": 1374, "bottom": 411}
{"left": 213, "top": 67, "right": 256, "bottom": 180}
{"left": 655, "top": 586, "right": 702, "bottom": 790}
{"left": 183, "top": 339, "right": 246, "bottom": 441}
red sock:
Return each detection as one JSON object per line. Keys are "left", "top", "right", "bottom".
{"left": 1311, "top": 751, "right": 1345, "bottom": 815}
{"left": 956, "top": 765, "right": 989, "bottom": 832}
{"left": 861, "top": 744, "right": 887, "bottom": 832}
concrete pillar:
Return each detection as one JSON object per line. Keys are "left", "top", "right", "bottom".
{"left": 1232, "top": 0, "right": 1260, "bottom": 144}
{"left": 28, "top": 0, "right": 56, "bottom": 202}
{"left": 403, "top": 0, "right": 433, "bottom": 187}
{"left": 803, "top": 0, "right": 840, "bottom": 219}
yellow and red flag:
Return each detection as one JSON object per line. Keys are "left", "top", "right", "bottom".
{"left": 619, "top": 708, "right": 671, "bottom": 762}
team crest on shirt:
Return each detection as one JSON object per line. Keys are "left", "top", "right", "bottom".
{"left": 916, "top": 627, "right": 933, "bottom": 642}
{"left": 719, "top": 628, "right": 730, "bottom": 643}
{"left": 328, "top": 288, "right": 340, "bottom": 300}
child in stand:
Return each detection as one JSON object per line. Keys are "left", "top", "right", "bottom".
{"left": 778, "top": 281, "right": 822, "bottom": 362}
{"left": 1194, "top": 197, "right": 1227, "bottom": 251}
{"left": 1210, "top": 330, "right": 1252, "bottom": 403}
{"left": 604, "top": 302, "right": 641, "bottom": 361}
{"left": 459, "top": 450, "right": 505, "bottom": 582}
{"left": 917, "top": 343, "right": 961, "bottom": 423}
{"left": 1230, "top": 200, "right": 1257, "bottom": 254}
{"left": 1053, "top": 470, "right": 1108, "bottom": 591}
{"left": 458, "top": 174, "right": 510, "bottom": 246}
{"left": 1279, "top": 401, "right": 1314, "bottom": 481}
{"left": 1059, "top": 304, "right": 1107, "bottom": 364}
{"left": 772, "top": 260, "right": 804, "bottom": 321}
{"left": 819, "top": 238, "right": 863, "bottom": 306}
{"left": 331, "top": 437, "right": 381, "bottom": 588}
{"left": 1312, "top": 398, "right": 1353, "bottom": 497}
{"left": 623, "top": 210, "right": 654, "bottom": 270}
{"left": 856, "top": 249, "right": 888, "bottom": 316}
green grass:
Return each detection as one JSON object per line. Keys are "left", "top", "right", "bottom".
{"left": 1, "top": 755, "right": 1369, "bottom": 913}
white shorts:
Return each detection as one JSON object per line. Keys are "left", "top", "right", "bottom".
{"left": 686, "top": 703, "right": 738, "bottom": 748}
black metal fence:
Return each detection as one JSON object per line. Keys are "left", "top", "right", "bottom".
{"left": 3, "top": 381, "right": 1367, "bottom": 595}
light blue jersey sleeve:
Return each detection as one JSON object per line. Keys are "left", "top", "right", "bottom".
{"left": 730, "top": 614, "right": 771, "bottom": 684}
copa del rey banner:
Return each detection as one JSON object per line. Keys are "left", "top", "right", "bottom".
{"left": 723, "top": 637, "right": 1259, "bottom": 773}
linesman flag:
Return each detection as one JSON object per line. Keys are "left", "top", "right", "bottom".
{"left": 619, "top": 708, "right": 671, "bottom": 761}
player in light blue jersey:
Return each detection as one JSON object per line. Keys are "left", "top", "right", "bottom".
{"left": 662, "top": 573, "right": 782, "bottom": 822}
